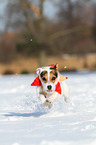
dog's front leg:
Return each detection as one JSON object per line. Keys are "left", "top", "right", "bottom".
{"left": 36, "top": 87, "right": 46, "bottom": 103}
{"left": 43, "top": 99, "right": 53, "bottom": 109}
{"left": 43, "top": 93, "right": 59, "bottom": 109}
{"left": 36, "top": 87, "right": 52, "bottom": 108}
{"left": 47, "top": 92, "right": 61, "bottom": 103}
{"left": 42, "top": 93, "right": 57, "bottom": 109}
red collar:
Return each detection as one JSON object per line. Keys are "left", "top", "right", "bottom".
{"left": 55, "top": 82, "right": 61, "bottom": 94}
{"left": 31, "top": 76, "right": 42, "bottom": 86}
{"left": 31, "top": 77, "right": 61, "bottom": 95}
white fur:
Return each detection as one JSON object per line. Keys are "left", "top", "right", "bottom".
{"left": 36, "top": 80, "right": 70, "bottom": 109}
{"left": 36, "top": 67, "right": 51, "bottom": 75}
{"left": 36, "top": 66, "right": 70, "bottom": 109}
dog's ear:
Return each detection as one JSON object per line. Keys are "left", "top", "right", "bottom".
{"left": 55, "top": 63, "right": 58, "bottom": 71}
{"left": 36, "top": 68, "right": 41, "bottom": 75}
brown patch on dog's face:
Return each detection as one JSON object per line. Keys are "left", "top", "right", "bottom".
{"left": 40, "top": 71, "right": 48, "bottom": 83}
{"left": 50, "top": 68, "right": 58, "bottom": 83}
{"left": 40, "top": 65, "right": 58, "bottom": 84}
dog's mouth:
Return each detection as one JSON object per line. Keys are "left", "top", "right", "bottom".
{"left": 47, "top": 90, "right": 53, "bottom": 93}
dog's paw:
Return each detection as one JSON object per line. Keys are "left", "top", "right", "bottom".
{"left": 43, "top": 100, "right": 53, "bottom": 109}
{"left": 65, "top": 98, "right": 70, "bottom": 103}
{"left": 46, "top": 100, "right": 51, "bottom": 103}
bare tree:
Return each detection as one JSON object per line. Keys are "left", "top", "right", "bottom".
{"left": 57, "top": 0, "right": 81, "bottom": 27}
{"left": 92, "top": 3, "right": 96, "bottom": 42}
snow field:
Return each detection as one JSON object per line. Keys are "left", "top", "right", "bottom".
{"left": 0, "top": 72, "right": 96, "bottom": 145}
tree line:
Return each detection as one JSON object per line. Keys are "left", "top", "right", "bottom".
{"left": 0, "top": 0, "right": 96, "bottom": 63}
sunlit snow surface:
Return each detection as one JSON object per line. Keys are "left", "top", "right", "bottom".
{"left": 0, "top": 72, "right": 96, "bottom": 145}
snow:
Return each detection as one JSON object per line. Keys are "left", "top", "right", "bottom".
{"left": 0, "top": 72, "right": 96, "bottom": 145}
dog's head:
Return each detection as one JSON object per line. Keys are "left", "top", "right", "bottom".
{"left": 36, "top": 64, "right": 59, "bottom": 94}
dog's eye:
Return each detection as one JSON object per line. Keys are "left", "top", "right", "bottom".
{"left": 42, "top": 77, "right": 47, "bottom": 81}
{"left": 52, "top": 77, "right": 56, "bottom": 80}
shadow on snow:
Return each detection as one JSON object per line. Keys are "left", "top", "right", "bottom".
{"left": 4, "top": 111, "right": 47, "bottom": 118}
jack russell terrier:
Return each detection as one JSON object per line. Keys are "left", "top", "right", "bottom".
{"left": 31, "top": 64, "right": 70, "bottom": 109}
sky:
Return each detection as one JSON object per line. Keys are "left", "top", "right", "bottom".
{"left": 0, "top": 0, "right": 8, "bottom": 31}
{"left": 0, "top": 0, "right": 58, "bottom": 31}
{"left": 44, "top": 0, "right": 58, "bottom": 19}
{"left": 0, "top": 0, "right": 95, "bottom": 32}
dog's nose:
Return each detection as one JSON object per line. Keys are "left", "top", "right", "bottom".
{"left": 47, "top": 85, "right": 52, "bottom": 90}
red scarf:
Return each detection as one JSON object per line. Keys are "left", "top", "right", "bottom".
{"left": 31, "top": 76, "right": 61, "bottom": 95}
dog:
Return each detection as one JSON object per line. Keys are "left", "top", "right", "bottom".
{"left": 31, "top": 64, "right": 70, "bottom": 109}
